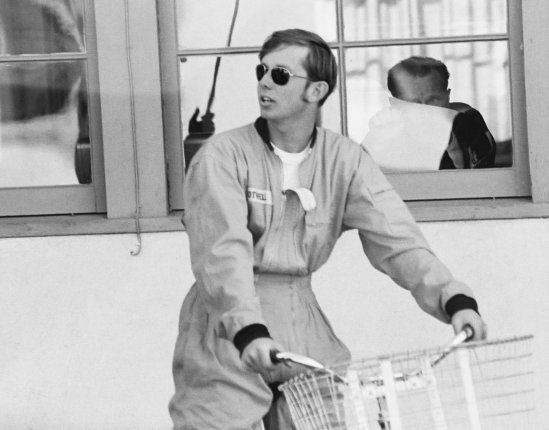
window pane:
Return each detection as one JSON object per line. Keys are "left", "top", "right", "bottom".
{"left": 346, "top": 41, "right": 512, "bottom": 171}
{"left": 179, "top": 54, "right": 258, "bottom": 142}
{"left": 0, "top": 0, "right": 85, "bottom": 55}
{"left": 343, "top": 0, "right": 507, "bottom": 41}
{"left": 0, "top": 60, "right": 90, "bottom": 187}
{"left": 175, "top": 0, "right": 337, "bottom": 50}
{"left": 179, "top": 52, "right": 342, "bottom": 165}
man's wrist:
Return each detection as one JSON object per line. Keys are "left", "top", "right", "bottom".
{"left": 233, "top": 323, "right": 271, "bottom": 355}
{"left": 445, "top": 294, "right": 479, "bottom": 318}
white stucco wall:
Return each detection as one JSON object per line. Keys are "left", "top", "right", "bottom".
{"left": 1, "top": 218, "right": 547, "bottom": 429}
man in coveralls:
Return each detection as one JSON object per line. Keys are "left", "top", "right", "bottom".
{"left": 169, "top": 29, "right": 487, "bottom": 430}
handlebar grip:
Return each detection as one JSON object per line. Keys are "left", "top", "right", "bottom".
{"left": 452, "top": 324, "right": 475, "bottom": 346}
{"left": 270, "top": 349, "right": 282, "bottom": 364}
{"left": 463, "top": 324, "right": 475, "bottom": 341}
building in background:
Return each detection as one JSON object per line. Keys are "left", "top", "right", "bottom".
{"left": 0, "top": 1, "right": 548, "bottom": 428}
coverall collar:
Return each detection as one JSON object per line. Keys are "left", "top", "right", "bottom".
{"left": 254, "top": 117, "right": 317, "bottom": 152}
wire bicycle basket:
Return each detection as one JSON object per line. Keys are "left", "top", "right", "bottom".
{"left": 279, "top": 335, "right": 535, "bottom": 430}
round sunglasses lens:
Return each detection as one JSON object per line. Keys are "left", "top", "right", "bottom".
{"left": 255, "top": 65, "right": 266, "bottom": 81}
{"left": 271, "top": 68, "right": 290, "bottom": 85}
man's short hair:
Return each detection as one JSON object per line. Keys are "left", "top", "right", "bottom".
{"left": 259, "top": 29, "right": 337, "bottom": 106}
{"left": 387, "top": 56, "right": 450, "bottom": 98}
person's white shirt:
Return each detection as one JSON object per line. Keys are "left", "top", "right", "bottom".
{"left": 272, "top": 142, "right": 310, "bottom": 190}
{"left": 272, "top": 142, "right": 316, "bottom": 211}
{"left": 361, "top": 97, "right": 458, "bottom": 172}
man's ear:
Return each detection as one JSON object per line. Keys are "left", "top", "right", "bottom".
{"left": 444, "top": 88, "right": 451, "bottom": 106}
{"left": 305, "top": 81, "right": 329, "bottom": 104}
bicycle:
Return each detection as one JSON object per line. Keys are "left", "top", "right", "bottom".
{"left": 273, "top": 329, "right": 535, "bottom": 429}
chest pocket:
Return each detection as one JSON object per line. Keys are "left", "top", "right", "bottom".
{"left": 247, "top": 194, "right": 272, "bottom": 243}
{"left": 305, "top": 207, "right": 331, "bottom": 226}
{"left": 304, "top": 206, "right": 337, "bottom": 269}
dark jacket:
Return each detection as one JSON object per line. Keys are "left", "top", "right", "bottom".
{"left": 439, "top": 104, "right": 497, "bottom": 169}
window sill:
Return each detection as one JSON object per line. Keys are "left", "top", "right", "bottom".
{"left": 0, "top": 212, "right": 185, "bottom": 238}
{"left": 409, "top": 198, "right": 549, "bottom": 222}
{"left": 1, "top": 199, "right": 549, "bottom": 238}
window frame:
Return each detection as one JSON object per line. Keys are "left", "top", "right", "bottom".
{"left": 161, "top": 0, "right": 549, "bottom": 212}
{"left": 1, "top": 0, "right": 548, "bottom": 239}
{"left": 0, "top": 0, "right": 106, "bottom": 216}
{"left": 358, "top": 2, "right": 531, "bottom": 201}
{"left": 92, "top": 0, "right": 168, "bottom": 220}
{"left": 0, "top": 0, "right": 169, "bottom": 223}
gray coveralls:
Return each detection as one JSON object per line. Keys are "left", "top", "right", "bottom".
{"left": 169, "top": 120, "right": 474, "bottom": 430}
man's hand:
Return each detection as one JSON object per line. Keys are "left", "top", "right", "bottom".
{"left": 451, "top": 309, "right": 487, "bottom": 341}
{"left": 240, "top": 338, "right": 316, "bottom": 383}
{"left": 187, "top": 107, "right": 215, "bottom": 136}
{"left": 240, "top": 337, "right": 284, "bottom": 374}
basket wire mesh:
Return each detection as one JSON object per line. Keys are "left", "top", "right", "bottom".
{"left": 279, "top": 335, "right": 535, "bottom": 430}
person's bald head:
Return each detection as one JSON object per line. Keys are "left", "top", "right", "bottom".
{"left": 387, "top": 56, "right": 451, "bottom": 108}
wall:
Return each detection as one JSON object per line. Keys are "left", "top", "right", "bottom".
{"left": 1, "top": 218, "right": 547, "bottom": 429}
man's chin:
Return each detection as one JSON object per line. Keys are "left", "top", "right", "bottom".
{"left": 259, "top": 109, "right": 278, "bottom": 121}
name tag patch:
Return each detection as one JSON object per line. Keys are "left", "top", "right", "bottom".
{"left": 247, "top": 188, "right": 272, "bottom": 205}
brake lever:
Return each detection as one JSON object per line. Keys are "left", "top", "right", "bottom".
{"left": 270, "top": 350, "right": 348, "bottom": 384}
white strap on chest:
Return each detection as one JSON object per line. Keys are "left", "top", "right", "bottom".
{"left": 289, "top": 187, "right": 317, "bottom": 212}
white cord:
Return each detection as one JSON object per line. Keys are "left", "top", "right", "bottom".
{"left": 123, "top": 0, "right": 142, "bottom": 256}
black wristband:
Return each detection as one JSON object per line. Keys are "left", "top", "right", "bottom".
{"left": 233, "top": 323, "right": 271, "bottom": 355}
{"left": 445, "top": 294, "right": 479, "bottom": 318}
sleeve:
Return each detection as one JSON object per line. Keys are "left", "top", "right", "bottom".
{"left": 182, "top": 146, "right": 267, "bottom": 342}
{"left": 343, "top": 147, "right": 476, "bottom": 323}
{"left": 452, "top": 108, "right": 497, "bottom": 169}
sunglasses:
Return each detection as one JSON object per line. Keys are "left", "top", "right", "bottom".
{"left": 255, "top": 64, "right": 311, "bottom": 86}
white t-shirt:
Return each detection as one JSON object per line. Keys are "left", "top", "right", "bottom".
{"left": 271, "top": 143, "right": 310, "bottom": 190}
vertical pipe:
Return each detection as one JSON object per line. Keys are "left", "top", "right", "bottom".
{"left": 457, "top": 348, "right": 482, "bottom": 430}
{"left": 380, "top": 359, "right": 403, "bottom": 430}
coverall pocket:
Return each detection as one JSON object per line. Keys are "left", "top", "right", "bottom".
{"left": 304, "top": 208, "right": 336, "bottom": 266}
{"left": 304, "top": 207, "right": 331, "bottom": 226}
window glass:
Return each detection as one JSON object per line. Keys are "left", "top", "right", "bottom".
{"left": 179, "top": 54, "right": 259, "bottom": 141}
{"left": 0, "top": 0, "right": 91, "bottom": 188}
{"left": 175, "top": 0, "right": 337, "bottom": 50}
{"left": 178, "top": 52, "right": 341, "bottom": 165}
{"left": 346, "top": 41, "right": 512, "bottom": 171}
{"left": 165, "top": 0, "right": 525, "bottom": 208}
{"left": 0, "top": 0, "right": 85, "bottom": 55}
{"left": 343, "top": 0, "right": 507, "bottom": 41}
{"left": 0, "top": 61, "right": 89, "bottom": 187}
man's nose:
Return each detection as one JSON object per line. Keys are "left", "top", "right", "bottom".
{"left": 259, "top": 73, "right": 272, "bottom": 86}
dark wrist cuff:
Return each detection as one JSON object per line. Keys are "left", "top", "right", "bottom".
{"left": 445, "top": 294, "right": 479, "bottom": 318}
{"left": 233, "top": 323, "right": 271, "bottom": 355}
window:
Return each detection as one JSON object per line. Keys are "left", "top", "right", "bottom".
{"left": 160, "top": 0, "right": 541, "bottom": 211}
{"left": 0, "top": 0, "right": 105, "bottom": 216}
{"left": 0, "top": 0, "right": 170, "bottom": 227}
{"left": 341, "top": 0, "right": 530, "bottom": 200}
{"left": 159, "top": 0, "right": 342, "bottom": 209}
{"left": 1, "top": 0, "right": 548, "bottom": 237}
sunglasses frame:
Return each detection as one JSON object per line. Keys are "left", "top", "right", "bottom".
{"left": 256, "top": 64, "right": 311, "bottom": 86}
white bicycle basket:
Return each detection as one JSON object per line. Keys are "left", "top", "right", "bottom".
{"left": 279, "top": 335, "right": 535, "bottom": 430}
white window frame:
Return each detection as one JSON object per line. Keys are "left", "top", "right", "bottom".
{"left": 0, "top": 0, "right": 106, "bottom": 216}
{"left": 338, "top": 2, "right": 531, "bottom": 201}
{"left": 160, "top": 0, "right": 549, "bottom": 219}
{"left": 1, "top": 0, "right": 548, "bottom": 238}
{"left": 0, "top": 0, "right": 174, "bottom": 236}
{"left": 408, "top": 0, "right": 549, "bottom": 219}
{"left": 91, "top": 0, "right": 168, "bottom": 220}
